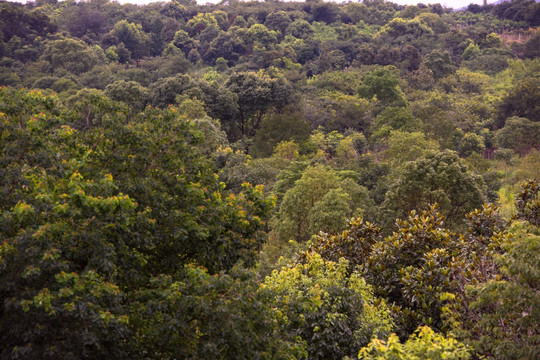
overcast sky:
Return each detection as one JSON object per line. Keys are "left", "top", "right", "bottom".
{"left": 5, "top": 0, "right": 490, "bottom": 11}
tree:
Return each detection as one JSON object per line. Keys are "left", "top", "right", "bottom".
{"left": 298, "top": 216, "right": 383, "bottom": 272}
{"left": 170, "top": 29, "right": 196, "bottom": 56}
{"left": 496, "top": 78, "right": 540, "bottom": 127}
{"left": 422, "top": 49, "right": 456, "bottom": 80}
{"left": 264, "top": 11, "right": 292, "bottom": 35}
{"left": 263, "top": 253, "right": 394, "bottom": 360}
{"left": 273, "top": 165, "right": 371, "bottom": 243}
{"left": 382, "top": 150, "right": 486, "bottom": 229}
{"left": 0, "top": 88, "right": 276, "bottom": 359}
{"left": 311, "top": 2, "right": 340, "bottom": 24}
{"left": 135, "top": 265, "right": 305, "bottom": 359}
{"left": 378, "top": 17, "right": 432, "bottom": 38}
{"left": 246, "top": 24, "right": 279, "bottom": 47}
{"left": 41, "top": 38, "right": 103, "bottom": 75}
{"left": 357, "top": 67, "right": 407, "bottom": 106}
{"left": 495, "top": 116, "right": 539, "bottom": 155}
{"left": 250, "top": 110, "right": 311, "bottom": 158}
{"left": 309, "top": 188, "right": 351, "bottom": 234}
{"left": 286, "top": 19, "right": 314, "bottom": 39}
{"left": 62, "top": 5, "right": 108, "bottom": 38}
{"left": 225, "top": 71, "right": 293, "bottom": 138}
{"left": 204, "top": 31, "right": 247, "bottom": 64}
{"left": 195, "top": 79, "right": 240, "bottom": 138}
{"left": 459, "top": 132, "right": 485, "bottom": 158}
{"left": 514, "top": 179, "right": 539, "bottom": 227}
{"left": 159, "top": 1, "right": 188, "bottom": 20}
{"left": 0, "top": 2, "right": 57, "bottom": 46}
{"left": 466, "top": 224, "right": 540, "bottom": 360}
{"left": 273, "top": 165, "right": 341, "bottom": 242}
{"left": 523, "top": 29, "right": 540, "bottom": 59}
{"left": 359, "top": 326, "right": 471, "bottom": 360}
{"left": 385, "top": 131, "right": 439, "bottom": 166}
{"left": 363, "top": 206, "right": 458, "bottom": 337}
{"left": 186, "top": 12, "right": 218, "bottom": 36}
{"left": 111, "top": 20, "right": 150, "bottom": 60}
{"left": 148, "top": 74, "right": 193, "bottom": 107}
{"left": 104, "top": 80, "right": 149, "bottom": 113}
{"left": 372, "top": 107, "right": 423, "bottom": 140}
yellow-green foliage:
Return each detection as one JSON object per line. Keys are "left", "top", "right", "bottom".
{"left": 358, "top": 326, "right": 471, "bottom": 360}
{"left": 263, "top": 253, "right": 393, "bottom": 360}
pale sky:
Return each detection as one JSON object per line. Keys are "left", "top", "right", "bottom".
{"left": 4, "top": 0, "right": 490, "bottom": 11}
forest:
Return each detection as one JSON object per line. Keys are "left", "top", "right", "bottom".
{"left": 0, "top": 0, "right": 539, "bottom": 358}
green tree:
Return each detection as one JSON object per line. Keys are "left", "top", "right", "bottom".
{"left": 135, "top": 265, "right": 305, "bottom": 359}
{"left": 225, "top": 71, "right": 293, "bottom": 138}
{"left": 298, "top": 217, "right": 382, "bottom": 272}
{"left": 159, "top": 1, "right": 188, "bottom": 20}
{"left": 246, "top": 24, "right": 279, "bottom": 47}
{"left": 273, "top": 165, "right": 371, "bottom": 242}
{"left": 250, "top": 110, "right": 311, "bottom": 158}
{"left": 382, "top": 150, "right": 486, "bottom": 229}
{"left": 186, "top": 12, "right": 218, "bottom": 36}
{"left": 263, "top": 253, "right": 394, "bottom": 360}
{"left": 422, "top": 49, "right": 456, "bottom": 80}
{"left": 372, "top": 107, "right": 423, "bottom": 140}
{"left": 0, "top": 88, "right": 276, "bottom": 358}
{"left": 104, "top": 80, "right": 148, "bottom": 113}
{"left": 523, "top": 29, "right": 540, "bottom": 59}
{"left": 363, "top": 206, "right": 458, "bottom": 337}
{"left": 378, "top": 17, "right": 432, "bottom": 38}
{"left": 41, "top": 38, "right": 102, "bottom": 75}
{"left": 357, "top": 67, "right": 407, "bottom": 106}
{"left": 495, "top": 116, "right": 540, "bottom": 155}
{"left": 385, "top": 131, "right": 439, "bottom": 165}
{"left": 466, "top": 224, "right": 540, "bottom": 360}
{"left": 111, "top": 20, "right": 150, "bottom": 60}
{"left": 309, "top": 188, "right": 351, "bottom": 234}
{"left": 496, "top": 78, "right": 540, "bottom": 127}
{"left": 171, "top": 29, "right": 196, "bottom": 56}
{"left": 273, "top": 165, "right": 340, "bottom": 242}
{"left": 359, "top": 326, "right": 471, "bottom": 360}
{"left": 148, "top": 74, "right": 193, "bottom": 108}
{"left": 514, "top": 179, "right": 539, "bottom": 227}
{"left": 459, "top": 132, "right": 485, "bottom": 158}
{"left": 264, "top": 11, "right": 292, "bottom": 35}
{"left": 286, "top": 19, "right": 314, "bottom": 39}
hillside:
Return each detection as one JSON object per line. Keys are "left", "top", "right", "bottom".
{"left": 0, "top": 0, "right": 539, "bottom": 358}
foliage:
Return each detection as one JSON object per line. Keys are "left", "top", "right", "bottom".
{"left": 357, "top": 67, "right": 407, "bottom": 106}
{"left": 41, "top": 38, "right": 103, "bottom": 75}
{"left": 134, "top": 265, "right": 306, "bottom": 359}
{"left": 104, "top": 80, "right": 148, "bottom": 113}
{"left": 495, "top": 116, "right": 540, "bottom": 155}
{"left": 363, "top": 205, "right": 457, "bottom": 337}
{"left": 298, "top": 217, "right": 382, "bottom": 271}
{"left": 358, "top": 326, "right": 471, "bottom": 360}
{"left": 225, "top": 71, "right": 293, "bottom": 138}
{"left": 466, "top": 223, "right": 540, "bottom": 360}
{"left": 0, "top": 88, "right": 275, "bottom": 358}
{"left": 111, "top": 20, "right": 150, "bottom": 60}
{"left": 263, "top": 253, "right": 394, "bottom": 360}
{"left": 514, "top": 179, "right": 539, "bottom": 227}
{"left": 273, "top": 165, "right": 370, "bottom": 243}
{"left": 372, "top": 107, "right": 422, "bottom": 140}
{"left": 496, "top": 78, "right": 540, "bottom": 127}
{"left": 385, "top": 131, "right": 438, "bottom": 165}
{"left": 0, "top": 0, "right": 539, "bottom": 357}
{"left": 382, "top": 150, "right": 486, "bottom": 229}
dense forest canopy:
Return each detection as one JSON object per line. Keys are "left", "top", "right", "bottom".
{"left": 0, "top": 0, "right": 539, "bottom": 359}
